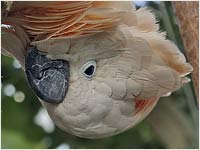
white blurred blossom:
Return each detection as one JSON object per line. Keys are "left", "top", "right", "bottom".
{"left": 12, "top": 59, "right": 21, "bottom": 69}
{"left": 56, "top": 143, "right": 70, "bottom": 149}
{"left": 14, "top": 91, "right": 25, "bottom": 103}
{"left": 3, "top": 84, "right": 16, "bottom": 97}
{"left": 34, "top": 108, "right": 55, "bottom": 133}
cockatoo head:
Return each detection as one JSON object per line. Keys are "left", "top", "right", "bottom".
{"left": 2, "top": 1, "right": 192, "bottom": 138}
{"left": 28, "top": 30, "right": 157, "bottom": 138}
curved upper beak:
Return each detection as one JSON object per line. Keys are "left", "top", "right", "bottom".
{"left": 25, "top": 46, "right": 69, "bottom": 103}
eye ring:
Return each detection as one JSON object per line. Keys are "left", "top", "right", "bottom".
{"left": 80, "top": 60, "right": 96, "bottom": 79}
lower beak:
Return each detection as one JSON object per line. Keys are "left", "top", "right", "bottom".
{"left": 25, "top": 45, "right": 69, "bottom": 103}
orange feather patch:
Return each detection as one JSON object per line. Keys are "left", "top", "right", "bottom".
{"left": 135, "top": 97, "right": 157, "bottom": 114}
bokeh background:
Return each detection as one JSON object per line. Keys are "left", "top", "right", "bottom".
{"left": 1, "top": 1, "right": 199, "bottom": 149}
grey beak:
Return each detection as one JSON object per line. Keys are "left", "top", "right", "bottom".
{"left": 25, "top": 46, "right": 69, "bottom": 103}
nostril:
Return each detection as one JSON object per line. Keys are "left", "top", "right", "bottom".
{"left": 51, "top": 61, "right": 63, "bottom": 69}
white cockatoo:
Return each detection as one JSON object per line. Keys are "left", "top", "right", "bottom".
{"left": 2, "top": 1, "right": 193, "bottom": 138}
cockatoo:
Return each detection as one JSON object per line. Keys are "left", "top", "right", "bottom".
{"left": 2, "top": 1, "right": 193, "bottom": 139}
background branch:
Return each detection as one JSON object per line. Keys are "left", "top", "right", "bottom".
{"left": 172, "top": 1, "right": 199, "bottom": 101}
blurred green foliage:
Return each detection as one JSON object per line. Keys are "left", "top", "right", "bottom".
{"left": 1, "top": 1, "right": 198, "bottom": 149}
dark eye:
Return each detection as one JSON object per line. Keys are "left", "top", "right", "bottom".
{"left": 84, "top": 65, "right": 94, "bottom": 76}
{"left": 81, "top": 61, "right": 96, "bottom": 79}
